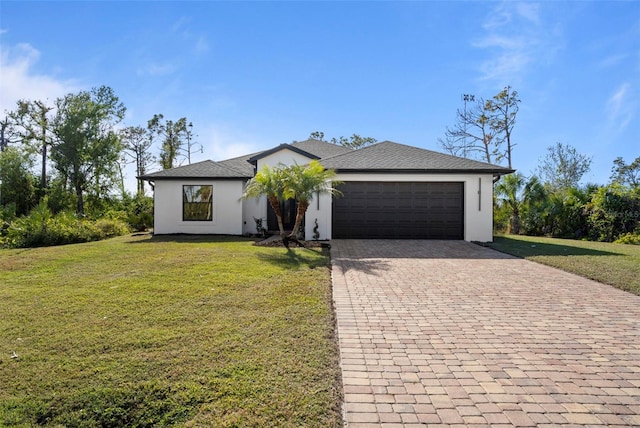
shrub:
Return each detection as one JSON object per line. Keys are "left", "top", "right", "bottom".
{"left": 124, "top": 194, "right": 154, "bottom": 232}
{"left": 3, "top": 198, "right": 131, "bottom": 248}
{"left": 585, "top": 184, "right": 640, "bottom": 242}
{"left": 614, "top": 232, "right": 640, "bottom": 245}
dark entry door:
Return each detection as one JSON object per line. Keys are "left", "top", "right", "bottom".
{"left": 332, "top": 182, "right": 464, "bottom": 239}
{"left": 267, "top": 198, "right": 298, "bottom": 232}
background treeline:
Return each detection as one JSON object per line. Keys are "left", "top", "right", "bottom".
{"left": 0, "top": 86, "right": 198, "bottom": 248}
{"left": 1, "top": 85, "right": 638, "bottom": 248}
{"left": 494, "top": 154, "right": 640, "bottom": 244}
{"left": 438, "top": 87, "right": 639, "bottom": 245}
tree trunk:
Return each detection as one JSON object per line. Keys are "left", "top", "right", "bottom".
{"left": 267, "top": 195, "right": 285, "bottom": 237}
{"left": 76, "top": 185, "right": 84, "bottom": 216}
{"left": 288, "top": 200, "right": 309, "bottom": 239}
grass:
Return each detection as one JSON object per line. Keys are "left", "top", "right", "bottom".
{"left": 0, "top": 234, "right": 342, "bottom": 427}
{"left": 486, "top": 234, "right": 640, "bottom": 296}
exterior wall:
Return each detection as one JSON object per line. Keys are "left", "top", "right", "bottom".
{"left": 242, "top": 193, "right": 268, "bottom": 235}
{"left": 317, "top": 173, "right": 496, "bottom": 242}
{"left": 153, "top": 180, "right": 244, "bottom": 235}
{"left": 257, "top": 149, "right": 314, "bottom": 169}
{"left": 304, "top": 192, "right": 332, "bottom": 241}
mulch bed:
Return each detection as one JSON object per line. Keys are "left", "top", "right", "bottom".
{"left": 254, "top": 235, "right": 331, "bottom": 249}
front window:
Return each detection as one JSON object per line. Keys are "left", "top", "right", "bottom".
{"left": 183, "top": 185, "right": 213, "bottom": 221}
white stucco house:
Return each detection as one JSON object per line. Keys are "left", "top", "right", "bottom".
{"left": 139, "top": 139, "right": 514, "bottom": 242}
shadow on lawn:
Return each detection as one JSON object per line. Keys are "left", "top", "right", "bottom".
{"left": 486, "top": 237, "right": 621, "bottom": 258}
{"left": 255, "top": 248, "right": 331, "bottom": 270}
{"left": 126, "top": 233, "right": 256, "bottom": 244}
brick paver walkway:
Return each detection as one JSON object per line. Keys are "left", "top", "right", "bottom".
{"left": 331, "top": 240, "right": 640, "bottom": 427}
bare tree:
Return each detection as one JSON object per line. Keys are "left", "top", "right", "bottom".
{"left": 308, "top": 131, "right": 377, "bottom": 149}
{"left": 120, "top": 126, "right": 155, "bottom": 195}
{"left": 439, "top": 97, "right": 499, "bottom": 164}
{"left": 440, "top": 86, "right": 520, "bottom": 167}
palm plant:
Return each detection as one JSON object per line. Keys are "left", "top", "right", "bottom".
{"left": 282, "top": 160, "right": 341, "bottom": 240}
{"left": 242, "top": 165, "right": 287, "bottom": 238}
{"left": 495, "top": 172, "right": 525, "bottom": 234}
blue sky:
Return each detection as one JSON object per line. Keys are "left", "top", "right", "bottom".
{"left": 1, "top": 1, "right": 638, "bottom": 191}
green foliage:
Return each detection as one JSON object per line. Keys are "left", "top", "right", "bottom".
{"left": 585, "top": 184, "right": 640, "bottom": 242}
{"left": 498, "top": 180, "right": 640, "bottom": 244}
{"left": 495, "top": 172, "right": 524, "bottom": 234}
{"left": 243, "top": 161, "right": 340, "bottom": 239}
{"left": 0, "top": 146, "right": 37, "bottom": 216}
{"left": 537, "top": 142, "right": 592, "bottom": 191}
{"left": 614, "top": 232, "right": 640, "bottom": 245}
{"left": 610, "top": 156, "right": 640, "bottom": 188}
{"left": 148, "top": 114, "right": 192, "bottom": 170}
{"left": 2, "top": 198, "right": 130, "bottom": 248}
{"left": 123, "top": 193, "right": 154, "bottom": 232}
{"left": 51, "top": 85, "right": 126, "bottom": 215}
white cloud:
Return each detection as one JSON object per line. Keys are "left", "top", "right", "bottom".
{"left": 136, "top": 62, "right": 178, "bottom": 77}
{"left": 605, "top": 82, "right": 636, "bottom": 134}
{"left": 194, "top": 35, "right": 209, "bottom": 54}
{"left": 201, "top": 123, "right": 262, "bottom": 161}
{"left": 473, "top": 2, "right": 562, "bottom": 84}
{"left": 0, "top": 43, "right": 80, "bottom": 114}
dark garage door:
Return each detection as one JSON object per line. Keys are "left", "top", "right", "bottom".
{"left": 332, "top": 182, "right": 464, "bottom": 239}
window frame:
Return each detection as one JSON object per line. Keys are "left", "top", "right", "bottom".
{"left": 182, "top": 184, "right": 213, "bottom": 222}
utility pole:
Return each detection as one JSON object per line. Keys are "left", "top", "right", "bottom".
{"left": 461, "top": 94, "right": 475, "bottom": 158}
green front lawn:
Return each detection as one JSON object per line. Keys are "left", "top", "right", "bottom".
{"left": 487, "top": 235, "right": 640, "bottom": 296}
{"left": 0, "top": 234, "right": 342, "bottom": 427}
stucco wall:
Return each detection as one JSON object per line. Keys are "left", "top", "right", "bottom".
{"left": 153, "top": 180, "right": 244, "bottom": 235}
{"left": 257, "top": 149, "right": 313, "bottom": 169}
{"left": 313, "top": 173, "right": 496, "bottom": 242}
{"left": 242, "top": 193, "right": 267, "bottom": 235}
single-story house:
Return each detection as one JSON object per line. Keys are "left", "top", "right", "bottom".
{"left": 139, "top": 138, "right": 514, "bottom": 242}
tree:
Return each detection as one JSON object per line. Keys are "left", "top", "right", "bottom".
{"left": 486, "top": 86, "right": 520, "bottom": 169}
{"left": 282, "top": 160, "right": 341, "bottom": 239}
{"left": 9, "top": 100, "right": 55, "bottom": 193}
{"left": 308, "top": 131, "right": 377, "bottom": 149}
{"left": 0, "top": 146, "right": 37, "bottom": 216}
{"left": 51, "top": 86, "right": 126, "bottom": 215}
{"left": 120, "top": 126, "right": 155, "bottom": 196}
{"left": 538, "top": 142, "right": 592, "bottom": 191}
{"left": 610, "top": 156, "right": 640, "bottom": 188}
{"left": 439, "top": 97, "right": 500, "bottom": 164}
{"left": 148, "top": 114, "right": 193, "bottom": 169}
{"left": 0, "top": 116, "right": 21, "bottom": 152}
{"left": 242, "top": 165, "right": 288, "bottom": 238}
{"left": 440, "top": 86, "right": 520, "bottom": 166}
{"left": 495, "top": 173, "right": 525, "bottom": 234}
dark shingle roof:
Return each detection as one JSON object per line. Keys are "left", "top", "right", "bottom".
{"left": 320, "top": 141, "right": 514, "bottom": 174}
{"left": 291, "top": 139, "right": 353, "bottom": 158}
{"left": 138, "top": 159, "right": 253, "bottom": 180}
{"left": 139, "top": 139, "right": 514, "bottom": 181}
{"left": 218, "top": 153, "right": 258, "bottom": 176}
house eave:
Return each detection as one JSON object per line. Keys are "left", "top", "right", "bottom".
{"left": 333, "top": 168, "right": 516, "bottom": 176}
{"left": 247, "top": 144, "right": 320, "bottom": 164}
{"left": 137, "top": 175, "right": 251, "bottom": 181}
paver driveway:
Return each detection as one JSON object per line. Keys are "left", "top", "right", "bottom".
{"left": 331, "top": 240, "right": 640, "bottom": 427}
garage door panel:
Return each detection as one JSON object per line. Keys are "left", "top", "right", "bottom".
{"left": 332, "top": 181, "right": 464, "bottom": 239}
